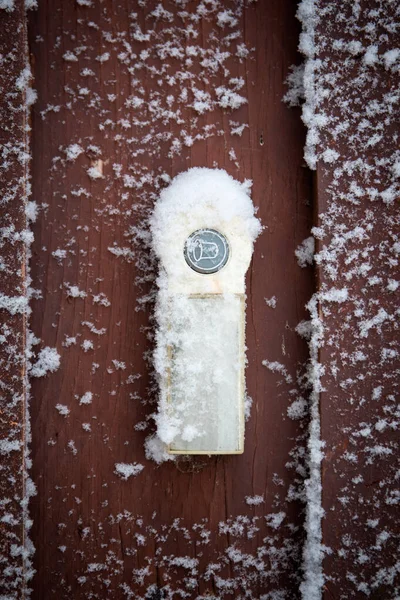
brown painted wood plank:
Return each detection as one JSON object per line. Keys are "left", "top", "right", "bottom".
{"left": 0, "top": 2, "right": 32, "bottom": 598}
{"left": 27, "top": 1, "right": 313, "bottom": 597}
{"left": 305, "top": 1, "right": 400, "bottom": 597}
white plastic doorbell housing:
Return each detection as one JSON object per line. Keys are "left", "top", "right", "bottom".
{"left": 151, "top": 168, "right": 261, "bottom": 455}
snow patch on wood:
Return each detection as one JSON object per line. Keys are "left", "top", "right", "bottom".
{"left": 114, "top": 463, "right": 144, "bottom": 480}
{"left": 297, "top": 0, "right": 400, "bottom": 596}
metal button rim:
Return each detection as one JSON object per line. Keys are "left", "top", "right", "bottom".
{"left": 184, "top": 228, "right": 230, "bottom": 275}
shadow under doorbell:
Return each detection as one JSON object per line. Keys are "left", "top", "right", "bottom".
{"left": 150, "top": 167, "right": 261, "bottom": 455}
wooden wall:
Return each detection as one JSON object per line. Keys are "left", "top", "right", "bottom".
{"left": 0, "top": 4, "right": 32, "bottom": 596}
{"left": 4, "top": 1, "right": 397, "bottom": 599}
{"left": 26, "top": 0, "right": 313, "bottom": 598}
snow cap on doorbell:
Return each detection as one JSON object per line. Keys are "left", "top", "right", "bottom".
{"left": 150, "top": 167, "right": 261, "bottom": 456}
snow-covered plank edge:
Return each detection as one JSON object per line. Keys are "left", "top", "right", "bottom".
{"left": 0, "top": 2, "right": 36, "bottom": 597}
{"left": 298, "top": 0, "right": 399, "bottom": 598}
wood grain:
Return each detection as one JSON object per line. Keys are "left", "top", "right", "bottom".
{"left": 0, "top": 3, "right": 31, "bottom": 598}
{"left": 311, "top": 3, "right": 400, "bottom": 597}
{"left": 26, "top": 1, "right": 313, "bottom": 597}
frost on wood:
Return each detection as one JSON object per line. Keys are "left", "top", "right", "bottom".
{"left": 0, "top": 5, "right": 36, "bottom": 597}
{"left": 283, "top": 63, "right": 305, "bottom": 108}
{"left": 297, "top": 0, "right": 400, "bottom": 597}
{"left": 25, "top": 0, "right": 311, "bottom": 596}
{"left": 29, "top": 346, "right": 60, "bottom": 378}
{"left": 114, "top": 462, "right": 144, "bottom": 480}
{"left": 79, "top": 391, "right": 93, "bottom": 405}
{"left": 0, "top": 0, "right": 15, "bottom": 12}
{"left": 41, "top": 510, "right": 304, "bottom": 596}
{"left": 295, "top": 236, "right": 315, "bottom": 268}
{"left": 55, "top": 403, "right": 70, "bottom": 417}
{"left": 245, "top": 495, "right": 264, "bottom": 506}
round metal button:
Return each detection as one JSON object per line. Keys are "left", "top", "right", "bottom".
{"left": 184, "top": 229, "right": 229, "bottom": 274}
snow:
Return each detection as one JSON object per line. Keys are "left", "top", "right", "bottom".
{"left": 30, "top": 346, "right": 61, "bottom": 378}
{"left": 215, "top": 86, "right": 247, "bottom": 110}
{"left": 264, "top": 296, "right": 277, "bottom": 308}
{"left": 217, "top": 9, "right": 238, "bottom": 28}
{"left": 63, "top": 50, "right": 78, "bottom": 62}
{"left": 15, "top": 66, "right": 33, "bottom": 95}
{"left": 0, "top": 19, "right": 42, "bottom": 591}
{"left": 229, "top": 121, "right": 248, "bottom": 137}
{"left": 55, "top": 404, "right": 70, "bottom": 417}
{"left": 112, "top": 360, "right": 126, "bottom": 371}
{"left": 63, "top": 335, "right": 76, "bottom": 347}
{"left": 359, "top": 308, "right": 391, "bottom": 338}
{"left": 0, "top": 439, "right": 22, "bottom": 454}
{"left": 67, "top": 440, "right": 78, "bottom": 455}
{"left": 266, "top": 512, "right": 286, "bottom": 530}
{"left": 81, "top": 340, "right": 94, "bottom": 352}
{"left": 295, "top": 236, "right": 315, "bottom": 267}
{"left": 296, "top": 0, "right": 400, "bottom": 597}
{"left": 387, "top": 278, "right": 398, "bottom": 292}
{"left": 65, "top": 143, "right": 83, "bottom": 161}
{"left": 79, "top": 391, "right": 93, "bottom": 405}
{"left": 245, "top": 495, "right": 264, "bottom": 506}
{"left": 148, "top": 167, "right": 261, "bottom": 458}
{"left": 144, "top": 434, "right": 174, "bottom": 465}
{"left": 81, "top": 321, "right": 106, "bottom": 335}
{"left": 92, "top": 292, "right": 111, "bottom": 307}
{"left": 0, "top": 294, "right": 29, "bottom": 315}
{"left": 96, "top": 52, "right": 110, "bottom": 63}
{"left": 0, "top": 0, "right": 15, "bottom": 11}
{"left": 383, "top": 48, "right": 400, "bottom": 70}
{"left": 287, "top": 397, "right": 308, "bottom": 420}
{"left": 262, "top": 360, "right": 292, "bottom": 384}
{"left": 25, "top": 201, "right": 38, "bottom": 223}
{"left": 65, "top": 283, "right": 87, "bottom": 298}
{"left": 283, "top": 64, "right": 305, "bottom": 107}
{"left": 114, "top": 462, "right": 144, "bottom": 480}
{"left": 87, "top": 165, "right": 103, "bottom": 180}
{"left": 1, "top": 0, "right": 395, "bottom": 595}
